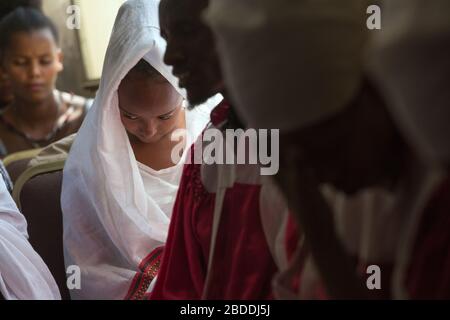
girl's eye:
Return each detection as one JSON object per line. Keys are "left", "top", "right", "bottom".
{"left": 40, "top": 59, "right": 53, "bottom": 65}
{"left": 123, "top": 113, "right": 139, "bottom": 121}
{"left": 158, "top": 109, "right": 177, "bottom": 121}
{"left": 13, "top": 59, "right": 27, "bottom": 66}
{"left": 158, "top": 114, "right": 173, "bottom": 121}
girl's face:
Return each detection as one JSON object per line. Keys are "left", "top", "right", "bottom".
{"left": 118, "top": 72, "right": 184, "bottom": 145}
{"left": 1, "top": 28, "right": 63, "bottom": 104}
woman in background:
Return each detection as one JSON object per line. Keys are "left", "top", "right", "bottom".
{"left": 0, "top": 0, "right": 42, "bottom": 110}
{"left": 0, "top": 8, "right": 90, "bottom": 157}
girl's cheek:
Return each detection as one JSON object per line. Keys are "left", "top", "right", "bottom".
{"left": 121, "top": 118, "right": 139, "bottom": 134}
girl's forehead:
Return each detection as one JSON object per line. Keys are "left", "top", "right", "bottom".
{"left": 119, "top": 79, "right": 182, "bottom": 117}
{"left": 7, "top": 29, "right": 58, "bottom": 53}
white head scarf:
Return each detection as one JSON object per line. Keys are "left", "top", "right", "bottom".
{"left": 61, "top": 0, "right": 215, "bottom": 299}
{"left": 369, "top": 0, "right": 450, "bottom": 299}
{"left": 205, "top": 0, "right": 369, "bottom": 131}
{"left": 370, "top": 0, "right": 450, "bottom": 165}
{"left": 0, "top": 178, "right": 61, "bottom": 300}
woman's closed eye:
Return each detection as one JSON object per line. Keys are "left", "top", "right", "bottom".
{"left": 158, "top": 110, "right": 177, "bottom": 121}
{"left": 13, "top": 58, "right": 28, "bottom": 66}
{"left": 121, "top": 111, "right": 139, "bottom": 121}
{"left": 40, "top": 58, "right": 53, "bottom": 66}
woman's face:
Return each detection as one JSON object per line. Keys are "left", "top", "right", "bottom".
{"left": 118, "top": 72, "right": 184, "bottom": 144}
{"left": 1, "top": 28, "right": 63, "bottom": 104}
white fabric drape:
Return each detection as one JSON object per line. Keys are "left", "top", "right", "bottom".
{"left": 61, "top": 0, "right": 217, "bottom": 299}
{"left": 0, "top": 178, "right": 61, "bottom": 300}
{"left": 370, "top": 0, "right": 450, "bottom": 165}
{"left": 369, "top": 0, "right": 450, "bottom": 298}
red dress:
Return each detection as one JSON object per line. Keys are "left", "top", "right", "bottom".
{"left": 406, "top": 176, "right": 450, "bottom": 299}
{"left": 150, "top": 102, "right": 277, "bottom": 300}
{"left": 281, "top": 175, "right": 450, "bottom": 299}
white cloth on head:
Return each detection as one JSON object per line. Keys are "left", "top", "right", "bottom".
{"left": 61, "top": 0, "right": 216, "bottom": 300}
{"left": 369, "top": 0, "right": 450, "bottom": 164}
{"left": 205, "top": 0, "right": 369, "bottom": 131}
{"left": 369, "top": 0, "right": 450, "bottom": 298}
{"left": 0, "top": 178, "right": 61, "bottom": 300}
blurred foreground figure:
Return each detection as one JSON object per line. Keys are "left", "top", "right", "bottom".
{"left": 0, "top": 177, "right": 60, "bottom": 300}
{"left": 370, "top": 0, "right": 450, "bottom": 299}
{"left": 207, "top": 0, "right": 450, "bottom": 299}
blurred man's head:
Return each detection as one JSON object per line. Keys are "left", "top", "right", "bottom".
{"left": 159, "top": 0, "right": 224, "bottom": 107}
{"left": 370, "top": 0, "right": 450, "bottom": 168}
{"left": 203, "top": 0, "right": 408, "bottom": 194}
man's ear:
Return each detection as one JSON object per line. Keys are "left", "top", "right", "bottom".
{"left": 56, "top": 49, "right": 64, "bottom": 72}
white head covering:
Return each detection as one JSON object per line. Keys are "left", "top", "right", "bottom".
{"left": 61, "top": 0, "right": 215, "bottom": 299}
{"left": 370, "top": 0, "right": 450, "bottom": 165}
{"left": 205, "top": 0, "right": 369, "bottom": 131}
{"left": 369, "top": 0, "right": 450, "bottom": 299}
{"left": 0, "top": 178, "right": 61, "bottom": 300}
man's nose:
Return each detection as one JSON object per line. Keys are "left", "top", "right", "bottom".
{"left": 164, "top": 43, "right": 185, "bottom": 67}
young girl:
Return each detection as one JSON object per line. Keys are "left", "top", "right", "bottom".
{"left": 61, "top": 0, "right": 219, "bottom": 299}
{"left": 0, "top": 1, "right": 43, "bottom": 110}
{"left": 0, "top": 8, "right": 90, "bottom": 157}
